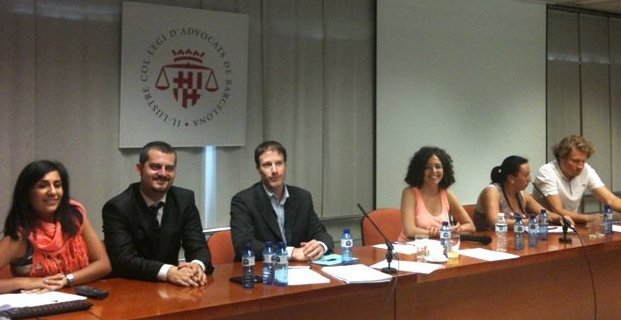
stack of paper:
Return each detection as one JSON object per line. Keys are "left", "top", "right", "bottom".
{"left": 458, "top": 248, "right": 519, "bottom": 261}
{"left": 0, "top": 291, "right": 86, "bottom": 311}
{"left": 369, "top": 260, "right": 443, "bottom": 274}
{"left": 373, "top": 243, "right": 418, "bottom": 255}
{"left": 287, "top": 266, "right": 331, "bottom": 285}
{"left": 321, "top": 264, "right": 393, "bottom": 283}
{"left": 548, "top": 226, "right": 576, "bottom": 234}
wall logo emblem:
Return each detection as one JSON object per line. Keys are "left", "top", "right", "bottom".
{"left": 138, "top": 27, "right": 235, "bottom": 129}
{"left": 155, "top": 49, "right": 219, "bottom": 109}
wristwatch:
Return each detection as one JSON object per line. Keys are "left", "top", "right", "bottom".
{"left": 66, "top": 273, "right": 75, "bottom": 287}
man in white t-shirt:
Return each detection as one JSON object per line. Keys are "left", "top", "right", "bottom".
{"left": 533, "top": 135, "right": 621, "bottom": 224}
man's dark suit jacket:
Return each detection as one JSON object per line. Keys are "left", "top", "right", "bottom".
{"left": 102, "top": 183, "right": 214, "bottom": 281}
{"left": 230, "top": 182, "right": 334, "bottom": 261}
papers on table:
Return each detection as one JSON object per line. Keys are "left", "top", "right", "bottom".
{"left": 287, "top": 266, "right": 330, "bottom": 285}
{"left": 321, "top": 264, "right": 393, "bottom": 284}
{"left": 547, "top": 226, "right": 576, "bottom": 234}
{"left": 369, "top": 260, "right": 443, "bottom": 274}
{"left": 458, "top": 248, "right": 519, "bottom": 261}
{"left": 374, "top": 240, "right": 443, "bottom": 256}
{"left": 613, "top": 225, "right": 621, "bottom": 233}
{"left": 373, "top": 243, "right": 418, "bottom": 255}
{"left": 0, "top": 291, "right": 86, "bottom": 311}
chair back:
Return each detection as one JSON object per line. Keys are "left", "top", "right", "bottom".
{"left": 0, "top": 266, "right": 11, "bottom": 279}
{"left": 361, "top": 208, "right": 402, "bottom": 246}
{"left": 463, "top": 204, "right": 476, "bottom": 220}
{"left": 208, "top": 229, "right": 235, "bottom": 264}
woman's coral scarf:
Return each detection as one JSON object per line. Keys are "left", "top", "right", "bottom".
{"left": 28, "top": 200, "right": 89, "bottom": 277}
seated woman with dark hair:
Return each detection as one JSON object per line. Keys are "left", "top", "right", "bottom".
{"left": 473, "top": 155, "right": 568, "bottom": 231}
{"left": 0, "top": 160, "right": 111, "bottom": 293}
{"left": 398, "top": 146, "right": 475, "bottom": 240}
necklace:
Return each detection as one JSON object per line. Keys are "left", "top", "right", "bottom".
{"left": 500, "top": 184, "right": 525, "bottom": 217}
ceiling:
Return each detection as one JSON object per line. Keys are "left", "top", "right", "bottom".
{"left": 522, "top": 0, "right": 621, "bottom": 14}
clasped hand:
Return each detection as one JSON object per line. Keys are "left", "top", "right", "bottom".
{"left": 166, "top": 262, "right": 206, "bottom": 287}
{"left": 21, "top": 273, "right": 67, "bottom": 293}
{"left": 293, "top": 240, "right": 325, "bottom": 261}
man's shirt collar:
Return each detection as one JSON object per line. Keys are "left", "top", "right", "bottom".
{"left": 263, "top": 184, "right": 289, "bottom": 205}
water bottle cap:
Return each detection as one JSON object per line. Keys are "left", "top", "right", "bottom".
{"left": 343, "top": 228, "right": 350, "bottom": 233}
{"left": 264, "top": 241, "right": 273, "bottom": 250}
{"left": 498, "top": 212, "right": 505, "bottom": 218}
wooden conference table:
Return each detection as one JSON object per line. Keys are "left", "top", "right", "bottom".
{"left": 44, "top": 228, "right": 621, "bottom": 319}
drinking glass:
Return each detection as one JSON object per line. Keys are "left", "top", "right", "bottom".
{"left": 447, "top": 234, "right": 460, "bottom": 260}
{"left": 414, "top": 234, "right": 429, "bottom": 262}
{"left": 414, "top": 234, "right": 429, "bottom": 241}
{"left": 415, "top": 243, "right": 427, "bottom": 262}
{"left": 588, "top": 214, "right": 604, "bottom": 239}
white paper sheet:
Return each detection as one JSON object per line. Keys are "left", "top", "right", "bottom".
{"left": 287, "top": 266, "right": 330, "bottom": 285}
{"left": 369, "top": 260, "right": 443, "bottom": 274}
{"left": 0, "top": 291, "right": 86, "bottom": 311}
{"left": 374, "top": 239, "right": 440, "bottom": 254}
{"left": 458, "top": 248, "right": 520, "bottom": 261}
{"left": 547, "top": 226, "right": 576, "bottom": 234}
{"left": 321, "top": 264, "right": 393, "bottom": 283}
{"left": 373, "top": 243, "right": 418, "bottom": 255}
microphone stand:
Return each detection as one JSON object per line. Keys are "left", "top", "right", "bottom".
{"left": 559, "top": 223, "right": 572, "bottom": 243}
{"left": 357, "top": 203, "right": 397, "bottom": 274}
{"left": 559, "top": 216, "right": 575, "bottom": 244}
{"left": 383, "top": 241, "right": 397, "bottom": 274}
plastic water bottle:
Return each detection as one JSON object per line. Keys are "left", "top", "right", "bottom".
{"left": 528, "top": 214, "right": 539, "bottom": 248}
{"left": 538, "top": 209, "right": 548, "bottom": 240}
{"left": 262, "top": 241, "right": 275, "bottom": 285}
{"left": 440, "top": 221, "right": 451, "bottom": 256}
{"left": 242, "top": 243, "right": 255, "bottom": 289}
{"left": 495, "top": 213, "right": 508, "bottom": 252}
{"left": 341, "top": 228, "right": 353, "bottom": 264}
{"left": 274, "top": 242, "right": 288, "bottom": 286}
{"left": 604, "top": 204, "right": 613, "bottom": 235}
{"left": 514, "top": 215, "right": 524, "bottom": 250}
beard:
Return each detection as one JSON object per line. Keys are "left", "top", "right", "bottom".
{"left": 143, "top": 175, "right": 173, "bottom": 195}
{"left": 151, "top": 179, "right": 170, "bottom": 191}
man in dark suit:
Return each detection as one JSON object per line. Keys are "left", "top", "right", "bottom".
{"left": 103, "top": 141, "right": 213, "bottom": 286}
{"left": 230, "top": 141, "right": 333, "bottom": 261}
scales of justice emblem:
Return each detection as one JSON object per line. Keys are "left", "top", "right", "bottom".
{"left": 155, "top": 49, "right": 219, "bottom": 108}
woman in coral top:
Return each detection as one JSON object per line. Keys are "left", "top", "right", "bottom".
{"left": 0, "top": 160, "right": 111, "bottom": 293}
{"left": 398, "top": 146, "right": 475, "bottom": 240}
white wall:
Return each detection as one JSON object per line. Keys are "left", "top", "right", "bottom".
{"left": 376, "top": 0, "right": 547, "bottom": 207}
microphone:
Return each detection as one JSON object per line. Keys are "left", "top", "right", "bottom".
{"left": 560, "top": 216, "right": 577, "bottom": 233}
{"left": 459, "top": 234, "right": 492, "bottom": 245}
{"left": 559, "top": 215, "right": 576, "bottom": 243}
{"left": 356, "top": 203, "right": 397, "bottom": 274}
